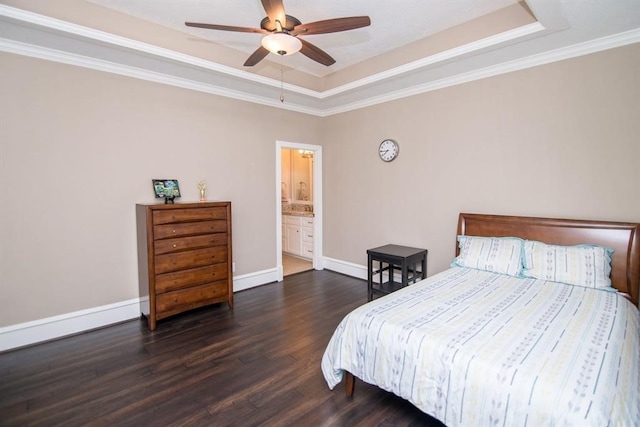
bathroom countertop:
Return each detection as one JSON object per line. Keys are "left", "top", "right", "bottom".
{"left": 282, "top": 211, "right": 314, "bottom": 217}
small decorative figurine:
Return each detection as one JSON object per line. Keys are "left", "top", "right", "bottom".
{"left": 198, "top": 180, "right": 206, "bottom": 202}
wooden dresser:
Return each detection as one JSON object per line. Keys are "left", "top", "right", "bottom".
{"left": 136, "top": 202, "right": 232, "bottom": 330}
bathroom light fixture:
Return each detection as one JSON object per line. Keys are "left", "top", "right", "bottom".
{"left": 298, "top": 150, "right": 313, "bottom": 158}
{"left": 261, "top": 33, "right": 302, "bottom": 56}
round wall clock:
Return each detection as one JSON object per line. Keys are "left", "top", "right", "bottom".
{"left": 379, "top": 139, "right": 399, "bottom": 162}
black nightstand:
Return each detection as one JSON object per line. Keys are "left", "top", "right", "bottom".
{"left": 367, "top": 244, "right": 428, "bottom": 301}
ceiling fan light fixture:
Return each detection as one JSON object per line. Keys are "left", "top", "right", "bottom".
{"left": 261, "top": 33, "right": 302, "bottom": 56}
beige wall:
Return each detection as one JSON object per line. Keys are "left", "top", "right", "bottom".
{"left": 322, "top": 43, "right": 640, "bottom": 276}
{"left": 0, "top": 53, "right": 320, "bottom": 326}
{"left": 1, "top": 43, "right": 639, "bottom": 329}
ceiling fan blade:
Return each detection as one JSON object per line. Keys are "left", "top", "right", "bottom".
{"left": 299, "top": 39, "right": 335, "bottom": 66}
{"left": 244, "top": 46, "right": 270, "bottom": 66}
{"left": 291, "top": 16, "right": 370, "bottom": 36}
{"left": 186, "top": 22, "right": 267, "bottom": 34}
{"left": 261, "top": 0, "right": 287, "bottom": 28}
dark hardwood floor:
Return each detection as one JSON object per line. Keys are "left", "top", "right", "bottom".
{"left": 0, "top": 270, "right": 444, "bottom": 426}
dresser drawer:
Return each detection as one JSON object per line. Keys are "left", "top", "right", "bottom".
{"left": 154, "top": 220, "right": 227, "bottom": 240}
{"left": 153, "top": 207, "right": 227, "bottom": 225}
{"left": 155, "top": 246, "right": 228, "bottom": 274}
{"left": 155, "top": 280, "right": 229, "bottom": 319}
{"left": 154, "top": 233, "right": 227, "bottom": 255}
{"left": 155, "top": 263, "right": 228, "bottom": 293}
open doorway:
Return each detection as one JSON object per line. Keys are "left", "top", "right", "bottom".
{"left": 275, "top": 141, "right": 323, "bottom": 281}
{"left": 281, "top": 147, "right": 313, "bottom": 276}
{"left": 282, "top": 253, "right": 312, "bottom": 276}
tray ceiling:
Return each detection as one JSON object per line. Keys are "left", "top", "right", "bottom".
{"left": 1, "top": 0, "right": 639, "bottom": 116}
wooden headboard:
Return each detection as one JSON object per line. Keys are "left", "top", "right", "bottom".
{"left": 457, "top": 213, "right": 640, "bottom": 307}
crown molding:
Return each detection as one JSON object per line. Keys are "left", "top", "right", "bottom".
{"left": 0, "top": 37, "right": 324, "bottom": 116}
{"left": 321, "top": 22, "right": 546, "bottom": 98}
{"left": 0, "top": 5, "right": 317, "bottom": 94}
{"left": 2, "top": 4, "right": 543, "bottom": 100}
{"left": 320, "top": 28, "right": 640, "bottom": 116}
{"left": 1, "top": 4, "right": 639, "bottom": 117}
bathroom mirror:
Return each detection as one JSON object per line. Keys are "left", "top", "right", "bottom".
{"left": 281, "top": 148, "right": 313, "bottom": 204}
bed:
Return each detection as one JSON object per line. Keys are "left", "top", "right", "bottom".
{"left": 322, "top": 213, "right": 640, "bottom": 426}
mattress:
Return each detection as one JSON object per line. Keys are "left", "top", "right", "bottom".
{"left": 321, "top": 267, "right": 640, "bottom": 426}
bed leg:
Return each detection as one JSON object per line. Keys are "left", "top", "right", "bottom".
{"left": 345, "top": 371, "right": 355, "bottom": 397}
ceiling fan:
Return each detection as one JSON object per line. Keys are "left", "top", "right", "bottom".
{"left": 185, "top": 0, "right": 371, "bottom": 67}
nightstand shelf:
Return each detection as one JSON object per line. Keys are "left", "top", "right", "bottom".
{"left": 367, "top": 244, "right": 428, "bottom": 301}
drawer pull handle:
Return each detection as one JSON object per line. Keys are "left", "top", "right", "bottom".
{"left": 173, "top": 244, "right": 177, "bottom": 248}
{"left": 172, "top": 229, "right": 176, "bottom": 233}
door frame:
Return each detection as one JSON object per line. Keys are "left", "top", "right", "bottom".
{"left": 276, "top": 140, "right": 323, "bottom": 281}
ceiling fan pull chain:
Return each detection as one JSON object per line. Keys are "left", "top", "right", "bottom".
{"left": 280, "top": 57, "right": 285, "bottom": 103}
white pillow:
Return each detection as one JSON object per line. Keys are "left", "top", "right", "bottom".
{"left": 452, "top": 236, "right": 524, "bottom": 276}
{"left": 522, "top": 240, "right": 614, "bottom": 289}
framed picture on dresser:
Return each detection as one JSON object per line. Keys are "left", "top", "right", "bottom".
{"left": 152, "top": 179, "right": 181, "bottom": 202}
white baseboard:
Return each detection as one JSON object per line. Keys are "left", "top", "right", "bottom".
{"left": 322, "top": 256, "right": 367, "bottom": 280}
{"left": 0, "top": 298, "right": 141, "bottom": 352}
{"left": 233, "top": 267, "right": 279, "bottom": 292}
{"left": 0, "top": 268, "right": 281, "bottom": 352}
{"left": 0, "top": 261, "right": 366, "bottom": 352}
{"left": 322, "top": 256, "right": 408, "bottom": 283}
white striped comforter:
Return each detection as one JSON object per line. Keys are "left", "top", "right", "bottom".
{"left": 321, "top": 267, "right": 640, "bottom": 426}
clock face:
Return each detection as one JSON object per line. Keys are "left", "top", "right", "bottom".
{"left": 379, "top": 139, "right": 399, "bottom": 162}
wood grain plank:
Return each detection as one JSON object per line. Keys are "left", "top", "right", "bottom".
{"left": 0, "top": 270, "right": 443, "bottom": 426}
